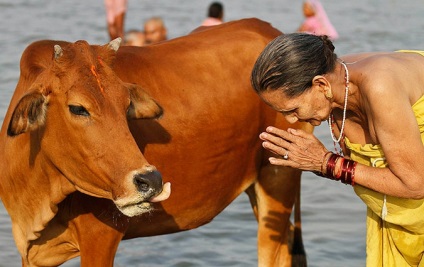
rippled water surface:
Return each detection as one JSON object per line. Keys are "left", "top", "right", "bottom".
{"left": 1, "top": 0, "right": 424, "bottom": 266}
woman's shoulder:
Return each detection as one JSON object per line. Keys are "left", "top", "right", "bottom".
{"left": 343, "top": 51, "right": 424, "bottom": 68}
{"left": 347, "top": 52, "right": 424, "bottom": 103}
{"left": 342, "top": 53, "right": 394, "bottom": 84}
{"left": 343, "top": 52, "right": 423, "bottom": 80}
{"left": 341, "top": 52, "right": 389, "bottom": 63}
{"left": 359, "top": 52, "right": 424, "bottom": 86}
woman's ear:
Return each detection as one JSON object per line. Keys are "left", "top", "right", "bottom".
{"left": 324, "top": 87, "right": 333, "bottom": 99}
{"left": 313, "top": 75, "right": 332, "bottom": 99}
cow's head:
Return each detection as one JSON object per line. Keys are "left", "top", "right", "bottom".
{"left": 7, "top": 38, "right": 170, "bottom": 217}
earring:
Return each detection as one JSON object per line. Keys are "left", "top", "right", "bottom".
{"left": 325, "top": 88, "right": 333, "bottom": 99}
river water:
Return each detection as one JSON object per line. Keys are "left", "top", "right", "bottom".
{"left": 1, "top": 0, "right": 423, "bottom": 266}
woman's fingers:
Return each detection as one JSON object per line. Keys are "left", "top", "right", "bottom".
{"left": 260, "top": 131, "right": 288, "bottom": 145}
{"left": 288, "top": 128, "right": 320, "bottom": 145}
{"left": 262, "top": 140, "right": 288, "bottom": 156}
{"left": 268, "top": 157, "right": 291, "bottom": 166}
{"left": 265, "top": 126, "right": 294, "bottom": 142}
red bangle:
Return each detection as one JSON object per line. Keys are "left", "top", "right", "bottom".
{"left": 351, "top": 161, "right": 357, "bottom": 186}
{"left": 341, "top": 159, "right": 351, "bottom": 184}
{"left": 334, "top": 157, "right": 345, "bottom": 180}
{"left": 325, "top": 153, "right": 339, "bottom": 179}
{"left": 340, "top": 159, "right": 357, "bottom": 186}
{"left": 318, "top": 152, "right": 358, "bottom": 186}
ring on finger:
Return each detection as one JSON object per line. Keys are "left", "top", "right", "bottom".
{"left": 283, "top": 151, "right": 289, "bottom": 160}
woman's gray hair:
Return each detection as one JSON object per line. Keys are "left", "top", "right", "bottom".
{"left": 251, "top": 33, "right": 337, "bottom": 98}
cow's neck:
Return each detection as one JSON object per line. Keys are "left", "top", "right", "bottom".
{"left": 5, "top": 149, "right": 75, "bottom": 262}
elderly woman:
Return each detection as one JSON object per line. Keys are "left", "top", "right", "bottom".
{"left": 251, "top": 33, "right": 424, "bottom": 266}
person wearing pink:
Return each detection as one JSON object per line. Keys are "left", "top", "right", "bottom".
{"left": 201, "top": 2, "right": 224, "bottom": 27}
{"left": 298, "top": 0, "right": 338, "bottom": 41}
{"left": 104, "top": 0, "right": 128, "bottom": 40}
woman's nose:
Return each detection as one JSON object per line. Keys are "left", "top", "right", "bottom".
{"left": 285, "top": 114, "right": 298, "bottom": 124}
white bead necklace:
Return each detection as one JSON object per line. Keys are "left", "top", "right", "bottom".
{"left": 328, "top": 61, "right": 349, "bottom": 143}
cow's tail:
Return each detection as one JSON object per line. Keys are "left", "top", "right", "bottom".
{"left": 291, "top": 186, "right": 307, "bottom": 267}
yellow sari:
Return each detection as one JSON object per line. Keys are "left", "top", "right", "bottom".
{"left": 345, "top": 91, "right": 424, "bottom": 266}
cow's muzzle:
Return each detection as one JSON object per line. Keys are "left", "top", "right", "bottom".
{"left": 114, "top": 167, "right": 171, "bottom": 217}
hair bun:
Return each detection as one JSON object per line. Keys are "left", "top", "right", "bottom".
{"left": 319, "top": 35, "right": 335, "bottom": 52}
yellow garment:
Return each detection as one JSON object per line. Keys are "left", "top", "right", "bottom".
{"left": 345, "top": 92, "right": 424, "bottom": 266}
{"left": 396, "top": 50, "right": 424, "bottom": 56}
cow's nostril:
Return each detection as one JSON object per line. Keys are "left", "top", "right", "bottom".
{"left": 133, "top": 175, "right": 151, "bottom": 192}
{"left": 133, "top": 170, "right": 163, "bottom": 194}
{"left": 136, "top": 180, "right": 149, "bottom": 192}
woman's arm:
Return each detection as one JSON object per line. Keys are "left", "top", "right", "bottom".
{"left": 355, "top": 65, "right": 424, "bottom": 199}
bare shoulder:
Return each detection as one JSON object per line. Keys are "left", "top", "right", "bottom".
{"left": 346, "top": 52, "right": 424, "bottom": 145}
{"left": 345, "top": 52, "right": 424, "bottom": 103}
{"left": 341, "top": 51, "right": 389, "bottom": 64}
{"left": 342, "top": 51, "right": 424, "bottom": 71}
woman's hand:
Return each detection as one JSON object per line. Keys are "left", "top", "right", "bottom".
{"left": 259, "top": 126, "right": 329, "bottom": 172}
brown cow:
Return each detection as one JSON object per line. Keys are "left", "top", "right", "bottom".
{"left": 0, "top": 38, "right": 171, "bottom": 266}
{"left": 0, "top": 18, "right": 312, "bottom": 266}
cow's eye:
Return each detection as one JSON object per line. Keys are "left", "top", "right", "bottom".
{"left": 69, "top": 105, "right": 90, "bottom": 116}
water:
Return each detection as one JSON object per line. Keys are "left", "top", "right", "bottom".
{"left": 1, "top": 0, "right": 423, "bottom": 266}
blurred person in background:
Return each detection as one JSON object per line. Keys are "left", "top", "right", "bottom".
{"left": 201, "top": 2, "right": 224, "bottom": 26}
{"left": 297, "top": 0, "right": 338, "bottom": 41}
{"left": 144, "top": 17, "right": 168, "bottom": 45}
{"left": 104, "top": 0, "right": 127, "bottom": 40}
{"left": 124, "top": 30, "right": 146, "bottom": 46}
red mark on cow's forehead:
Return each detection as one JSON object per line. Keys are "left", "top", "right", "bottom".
{"left": 90, "top": 65, "right": 105, "bottom": 94}
{"left": 97, "top": 56, "right": 105, "bottom": 66}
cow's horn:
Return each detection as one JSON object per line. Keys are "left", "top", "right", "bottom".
{"left": 108, "top": 37, "right": 122, "bottom": 51}
{"left": 54, "top": 45, "right": 63, "bottom": 59}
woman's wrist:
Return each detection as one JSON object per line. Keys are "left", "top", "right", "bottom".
{"left": 315, "top": 152, "right": 357, "bottom": 186}
{"left": 320, "top": 151, "right": 333, "bottom": 175}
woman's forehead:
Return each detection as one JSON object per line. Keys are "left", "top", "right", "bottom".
{"left": 260, "top": 88, "right": 314, "bottom": 110}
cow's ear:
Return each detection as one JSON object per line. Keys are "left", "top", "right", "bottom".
{"left": 127, "top": 84, "right": 163, "bottom": 120}
{"left": 7, "top": 92, "right": 47, "bottom": 136}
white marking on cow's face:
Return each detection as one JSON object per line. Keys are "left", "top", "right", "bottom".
{"left": 115, "top": 181, "right": 171, "bottom": 217}
{"left": 115, "top": 198, "right": 153, "bottom": 217}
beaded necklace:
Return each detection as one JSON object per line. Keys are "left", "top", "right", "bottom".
{"left": 328, "top": 61, "right": 349, "bottom": 153}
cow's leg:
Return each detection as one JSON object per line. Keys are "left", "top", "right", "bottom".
{"left": 246, "top": 164, "right": 304, "bottom": 267}
{"left": 292, "top": 188, "right": 307, "bottom": 266}
{"left": 77, "top": 218, "right": 124, "bottom": 267}
{"left": 71, "top": 195, "right": 127, "bottom": 267}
